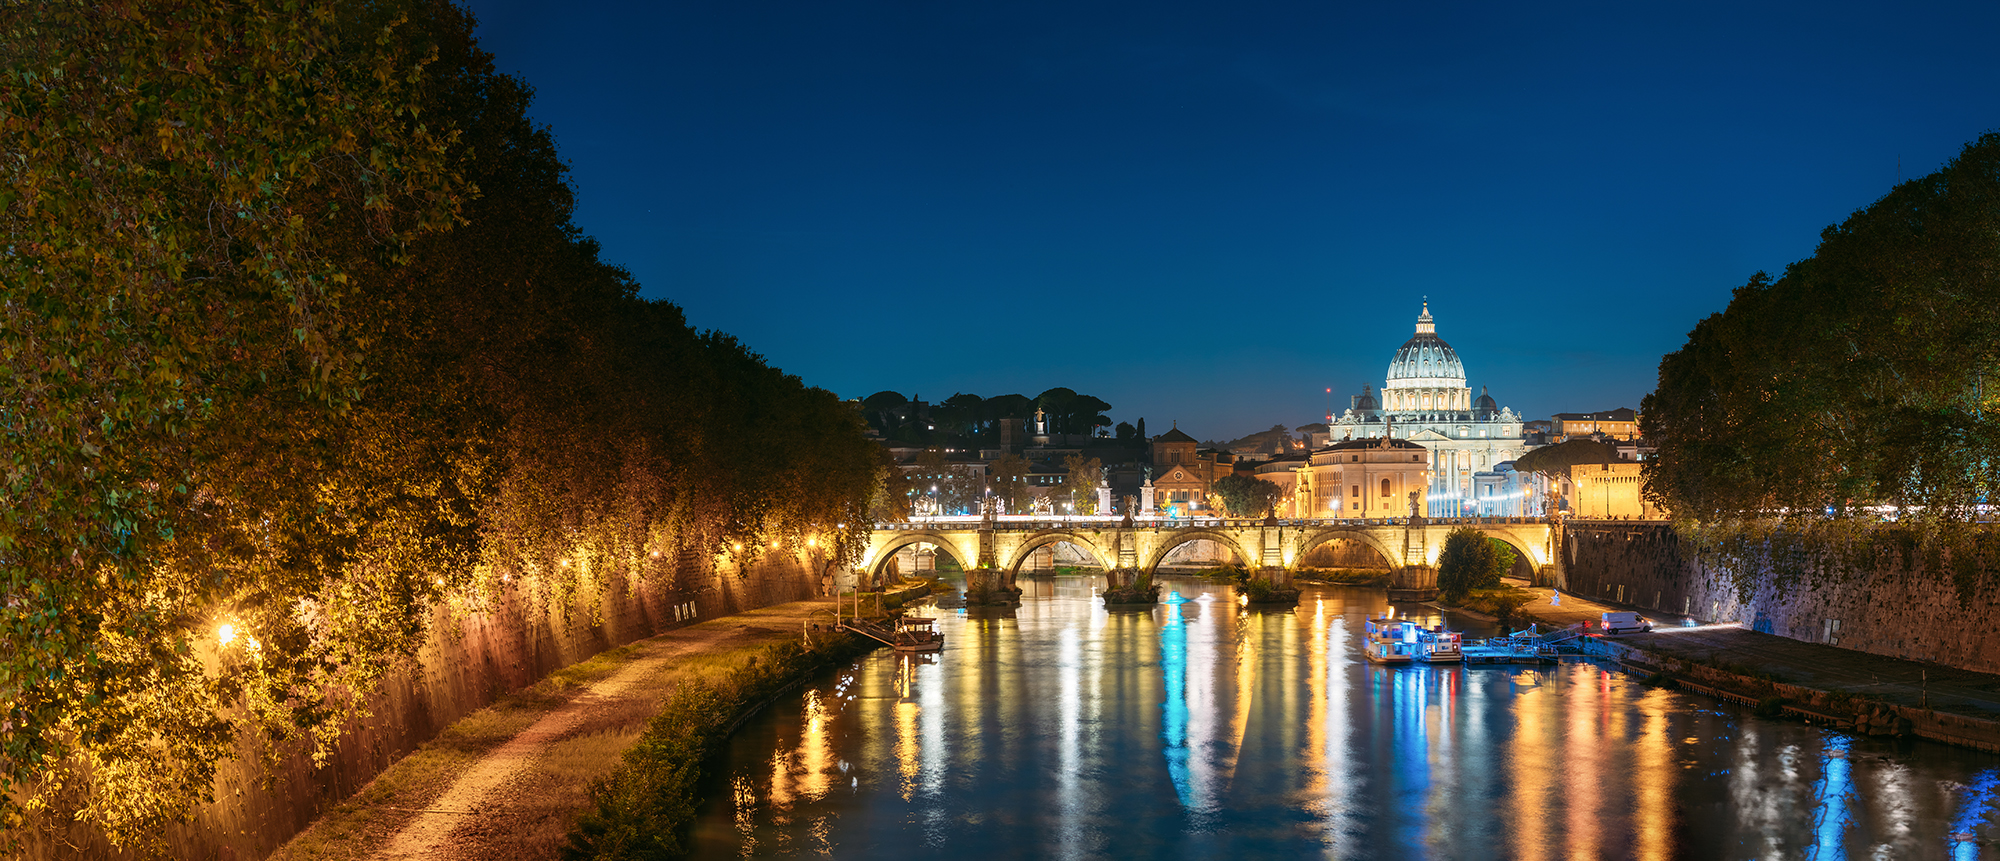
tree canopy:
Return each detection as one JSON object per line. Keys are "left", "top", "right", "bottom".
{"left": 0, "top": 0, "right": 879, "bottom": 846}
{"left": 1436, "top": 527, "right": 1513, "bottom": 601}
{"left": 1513, "top": 439, "right": 1618, "bottom": 481}
{"left": 1212, "top": 474, "right": 1283, "bottom": 517}
{"left": 1642, "top": 132, "right": 2000, "bottom": 523}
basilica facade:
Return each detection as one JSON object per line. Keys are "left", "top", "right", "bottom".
{"left": 1327, "top": 303, "right": 1530, "bottom": 516}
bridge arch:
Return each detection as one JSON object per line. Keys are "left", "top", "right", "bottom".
{"left": 1143, "top": 529, "right": 1251, "bottom": 575}
{"left": 1005, "top": 530, "right": 1111, "bottom": 576}
{"left": 868, "top": 531, "right": 972, "bottom": 579}
{"left": 1294, "top": 527, "right": 1402, "bottom": 570}
{"left": 1469, "top": 528, "right": 1543, "bottom": 575}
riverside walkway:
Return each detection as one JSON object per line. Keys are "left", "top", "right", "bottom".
{"left": 1501, "top": 580, "right": 2000, "bottom": 751}
{"left": 269, "top": 601, "right": 843, "bottom": 861}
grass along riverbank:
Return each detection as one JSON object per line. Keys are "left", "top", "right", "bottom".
{"left": 561, "top": 633, "right": 876, "bottom": 860}
{"left": 266, "top": 601, "right": 853, "bottom": 861}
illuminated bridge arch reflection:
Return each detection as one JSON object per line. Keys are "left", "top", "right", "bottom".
{"left": 695, "top": 577, "right": 2000, "bottom": 859}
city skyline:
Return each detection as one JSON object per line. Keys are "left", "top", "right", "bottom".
{"left": 462, "top": 0, "right": 2000, "bottom": 440}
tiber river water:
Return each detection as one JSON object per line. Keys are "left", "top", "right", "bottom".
{"left": 691, "top": 575, "right": 2000, "bottom": 860}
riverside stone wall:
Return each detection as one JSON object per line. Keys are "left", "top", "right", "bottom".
{"left": 1562, "top": 521, "right": 2000, "bottom": 675}
{"left": 21, "top": 551, "right": 825, "bottom": 861}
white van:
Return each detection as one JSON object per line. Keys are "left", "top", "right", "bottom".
{"left": 1601, "top": 611, "right": 1652, "bottom": 634}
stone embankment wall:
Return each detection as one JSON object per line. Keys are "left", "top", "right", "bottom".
{"left": 1562, "top": 521, "right": 2000, "bottom": 675}
{"left": 23, "top": 551, "right": 825, "bottom": 861}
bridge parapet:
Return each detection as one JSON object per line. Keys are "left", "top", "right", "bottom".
{"left": 875, "top": 515, "right": 1550, "bottom": 531}
{"left": 863, "top": 516, "right": 1556, "bottom": 586}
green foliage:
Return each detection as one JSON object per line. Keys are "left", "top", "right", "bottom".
{"left": 0, "top": 0, "right": 880, "bottom": 846}
{"left": 1241, "top": 577, "right": 1285, "bottom": 602}
{"left": 1677, "top": 516, "right": 1998, "bottom": 606}
{"left": 1452, "top": 585, "right": 1537, "bottom": 623}
{"left": 1059, "top": 453, "right": 1103, "bottom": 515}
{"left": 1644, "top": 132, "right": 2000, "bottom": 525}
{"left": 563, "top": 636, "right": 873, "bottom": 861}
{"left": 1752, "top": 696, "right": 1789, "bottom": 719}
{"left": 1035, "top": 387, "right": 1112, "bottom": 436}
{"left": 1513, "top": 439, "right": 1618, "bottom": 481}
{"left": 985, "top": 452, "right": 1034, "bottom": 514}
{"left": 1212, "top": 474, "right": 1283, "bottom": 517}
{"left": 1436, "top": 527, "right": 1507, "bottom": 601}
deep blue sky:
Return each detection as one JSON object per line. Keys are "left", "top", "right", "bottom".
{"left": 462, "top": 0, "right": 1999, "bottom": 442}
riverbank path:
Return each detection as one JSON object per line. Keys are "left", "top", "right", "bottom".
{"left": 271, "top": 600, "right": 841, "bottom": 861}
{"left": 1507, "top": 579, "right": 2000, "bottom": 722}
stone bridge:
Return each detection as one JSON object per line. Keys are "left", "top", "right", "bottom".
{"left": 858, "top": 515, "right": 1555, "bottom": 593}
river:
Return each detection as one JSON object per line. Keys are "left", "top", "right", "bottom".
{"left": 690, "top": 575, "right": 2000, "bottom": 859}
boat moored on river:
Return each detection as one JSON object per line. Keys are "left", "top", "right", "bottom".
{"left": 1414, "top": 626, "right": 1462, "bottom": 663}
{"left": 1364, "top": 615, "right": 1417, "bottom": 664}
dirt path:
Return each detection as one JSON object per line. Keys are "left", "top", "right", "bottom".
{"left": 273, "top": 600, "right": 839, "bottom": 861}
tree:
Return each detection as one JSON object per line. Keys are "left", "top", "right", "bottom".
{"left": 1035, "top": 387, "right": 1113, "bottom": 436}
{"left": 1212, "top": 474, "right": 1283, "bottom": 517}
{"left": 934, "top": 392, "right": 985, "bottom": 439}
{"left": 1436, "top": 526, "right": 1504, "bottom": 601}
{"left": 0, "top": 0, "right": 885, "bottom": 846}
{"left": 911, "top": 448, "right": 977, "bottom": 515}
{"left": 1059, "top": 453, "right": 1103, "bottom": 515}
{"left": 1644, "top": 131, "right": 2000, "bottom": 524}
{"left": 1115, "top": 421, "right": 1137, "bottom": 441}
{"left": 1513, "top": 439, "right": 1618, "bottom": 482}
{"left": 986, "top": 453, "right": 1034, "bottom": 514}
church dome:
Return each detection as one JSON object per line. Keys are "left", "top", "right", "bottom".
{"left": 1384, "top": 303, "right": 1465, "bottom": 385}
{"left": 1474, "top": 385, "right": 1497, "bottom": 413}
{"left": 1355, "top": 385, "right": 1378, "bottom": 411}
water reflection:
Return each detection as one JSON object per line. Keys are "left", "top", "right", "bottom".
{"left": 694, "top": 576, "right": 2000, "bottom": 859}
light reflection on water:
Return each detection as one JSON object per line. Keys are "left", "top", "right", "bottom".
{"left": 692, "top": 577, "right": 2000, "bottom": 859}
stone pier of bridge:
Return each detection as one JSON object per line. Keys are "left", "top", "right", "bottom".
{"left": 856, "top": 515, "right": 1557, "bottom": 597}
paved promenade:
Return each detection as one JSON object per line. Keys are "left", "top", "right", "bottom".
{"left": 271, "top": 600, "right": 841, "bottom": 861}
{"left": 1503, "top": 578, "right": 2000, "bottom": 748}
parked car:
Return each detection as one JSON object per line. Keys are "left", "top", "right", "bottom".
{"left": 1600, "top": 611, "right": 1653, "bottom": 634}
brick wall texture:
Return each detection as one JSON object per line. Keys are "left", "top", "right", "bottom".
{"left": 1562, "top": 522, "right": 2000, "bottom": 675}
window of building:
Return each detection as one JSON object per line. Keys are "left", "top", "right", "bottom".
{"left": 1380, "top": 478, "right": 1391, "bottom": 497}
{"left": 1351, "top": 485, "right": 1359, "bottom": 498}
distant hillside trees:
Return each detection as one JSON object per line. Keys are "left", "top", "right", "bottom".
{"left": 859, "top": 388, "right": 1114, "bottom": 445}
{"left": 0, "top": 0, "right": 878, "bottom": 846}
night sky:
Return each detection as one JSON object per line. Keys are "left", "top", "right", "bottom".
{"left": 462, "top": 0, "right": 1999, "bottom": 442}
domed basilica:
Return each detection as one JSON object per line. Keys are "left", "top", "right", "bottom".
{"left": 1329, "top": 303, "right": 1527, "bottom": 516}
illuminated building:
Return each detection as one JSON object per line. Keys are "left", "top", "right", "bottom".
{"left": 1149, "top": 424, "right": 1231, "bottom": 514}
{"left": 1551, "top": 407, "right": 1641, "bottom": 441}
{"left": 1328, "top": 303, "right": 1530, "bottom": 516}
{"left": 1273, "top": 436, "right": 1433, "bottom": 518}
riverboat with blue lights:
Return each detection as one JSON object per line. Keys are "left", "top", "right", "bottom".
{"left": 1363, "top": 615, "right": 1417, "bottom": 664}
